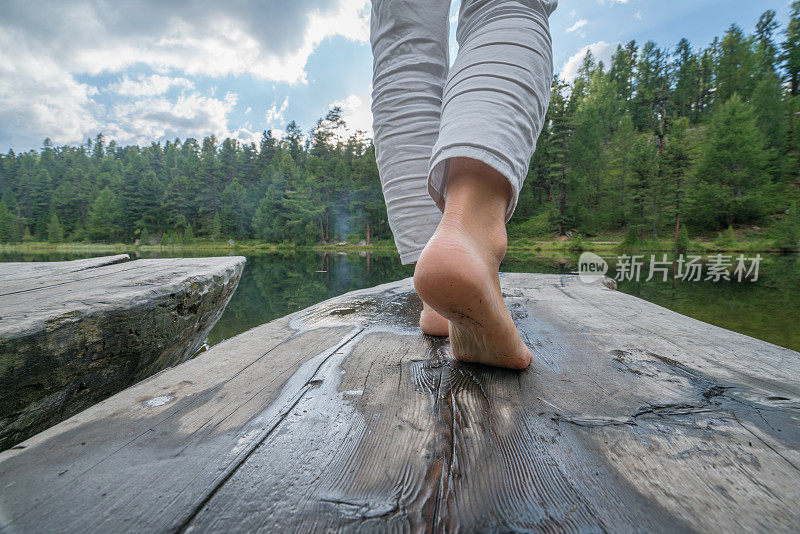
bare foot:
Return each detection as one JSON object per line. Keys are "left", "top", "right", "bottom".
{"left": 419, "top": 301, "right": 449, "bottom": 336}
{"left": 414, "top": 158, "right": 533, "bottom": 370}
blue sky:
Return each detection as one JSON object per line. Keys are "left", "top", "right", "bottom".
{"left": 0, "top": 0, "right": 792, "bottom": 152}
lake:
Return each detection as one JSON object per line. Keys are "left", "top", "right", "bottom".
{"left": 1, "top": 250, "right": 798, "bottom": 352}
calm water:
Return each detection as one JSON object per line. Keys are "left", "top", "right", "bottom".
{"left": 1, "top": 250, "right": 798, "bottom": 352}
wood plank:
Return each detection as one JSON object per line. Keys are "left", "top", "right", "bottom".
{"left": 1, "top": 274, "right": 798, "bottom": 532}
{"left": 0, "top": 256, "right": 246, "bottom": 449}
{"left": 0, "top": 254, "right": 130, "bottom": 284}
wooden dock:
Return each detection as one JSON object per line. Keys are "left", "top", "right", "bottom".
{"left": 0, "top": 273, "right": 798, "bottom": 532}
{"left": 0, "top": 255, "right": 245, "bottom": 450}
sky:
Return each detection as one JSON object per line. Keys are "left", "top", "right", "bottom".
{"left": 0, "top": 0, "right": 792, "bottom": 152}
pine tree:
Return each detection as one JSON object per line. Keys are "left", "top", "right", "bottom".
{"left": 198, "top": 136, "right": 221, "bottom": 220}
{"left": 546, "top": 77, "right": 571, "bottom": 235}
{"left": 783, "top": 1, "right": 800, "bottom": 96}
{"left": 220, "top": 178, "right": 248, "bottom": 237}
{"left": 754, "top": 10, "right": 780, "bottom": 77}
{"left": 608, "top": 41, "right": 637, "bottom": 103}
{"left": 716, "top": 24, "right": 756, "bottom": 101}
{"left": 630, "top": 136, "right": 656, "bottom": 241}
{"left": 47, "top": 212, "right": 63, "bottom": 243}
{"left": 162, "top": 174, "right": 193, "bottom": 231}
{"left": 138, "top": 171, "right": 165, "bottom": 234}
{"left": 693, "top": 95, "right": 769, "bottom": 228}
{"left": 30, "top": 169, "right": 52, "bottom": 238}
{"left": 0, "top": 203, "right": 14, "bottom": 242}
{"left": 672, "top": 38, "right": 698, "bottom": 120}
{"left": 662, "top": 118, "right": 694, "bottom": 242}
{"left": 87, "top": 187, "right": 122, "bottom": 242}
{"left": 284, "top": 121, "right": 304, "bottom": 163}
{"left": 211, "top": 211, "right": 222, "bottom": 241}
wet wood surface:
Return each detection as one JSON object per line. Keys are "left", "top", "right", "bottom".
{"left": 0, "top": 273, "right": 797, "bottom": 532}
{"left": 0, "top": 255, "right": 245, "bottom": 450}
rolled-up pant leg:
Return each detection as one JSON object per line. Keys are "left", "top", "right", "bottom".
{"left": 370, "top": 0, "right": 451, "bottom": 264}
{"left": 429, "top": 0, "right": 556, "bottom": 221}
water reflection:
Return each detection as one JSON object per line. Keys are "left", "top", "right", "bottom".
{"left": 1, "top": 250, "right": 797, "bottom": 352}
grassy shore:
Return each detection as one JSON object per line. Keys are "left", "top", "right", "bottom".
{"left": 1, "top": 234, "right": 794, "bottom": 256}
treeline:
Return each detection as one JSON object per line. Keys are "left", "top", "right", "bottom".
{"left": 0, "top": 7, "right": 799, "bottom": 249}
{"left": 0, "top": 109, "right": 387, "bottom": 245}
{"left": 516, "top": 6, "right": 800, "bottom": 248}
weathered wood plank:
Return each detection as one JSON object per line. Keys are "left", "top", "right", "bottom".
{"left": 0, "top": 254, "right": 130, "bottom": 285}
{"left": 1, "top": 274, "right": 798, "bottom": 532}
{"left": 0, "top": 256, "right": 246, "bottom": 450}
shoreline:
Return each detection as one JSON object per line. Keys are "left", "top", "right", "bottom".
{"left": 0, "top": 237, "right": 794, "bottom": 256}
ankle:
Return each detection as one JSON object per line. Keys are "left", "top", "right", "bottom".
{"left": 442, "top": 159, "right": 509, "bottom": 262}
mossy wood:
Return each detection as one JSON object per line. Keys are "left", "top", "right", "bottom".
{"left": 0, "top": 274, "right": 797, "bottom": 532}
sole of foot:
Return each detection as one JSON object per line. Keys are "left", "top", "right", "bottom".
{"left": 414, "top": 224, "right": 533, "bottom": 370}
{"left": 420, "top": 301, "right": 450, "bottom": 336}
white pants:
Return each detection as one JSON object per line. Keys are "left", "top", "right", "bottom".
{"left": 371, "top": 0, "right": 557, "bottom": 264}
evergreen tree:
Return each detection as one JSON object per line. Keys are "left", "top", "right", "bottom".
{"left": 754, "top": 10, "right": 780, "bottom": 77}
{"left": 30, "top": 169, "right": 52, "bottom": 237}
{"left": 629, "top": 136, "right": 656, "bottom": 241}
{"left": 692, "top": 96, "right": 769, "bottom": 228}
{"left": 87, "top": 187, "right": 122, "bottom": 242}
{"left": 672, "top": 38, "right": 698, "bottom": 120}
{"left": 783, "top": 1, "right": 800, "bottom": 96}
{"left": 220, "top": 178, "right": 249, "bottom": 237}
{"left": 284, "top": 121, "right": 304, "bottom": 163}
{"left": 716, "top": 24, "right": 756, "bottom": 101}
{"left": 0, "top": 203, "right": 14, "bottom": 242}
{"left": 46, "top": 212, "right": 63, "bottom": 243}
{"left": 662, "top": 118, "right": 694, "bottom": 241}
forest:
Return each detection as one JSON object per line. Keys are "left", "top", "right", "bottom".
{"left": 0, "top": 7, "right": 798, "bottom": 250}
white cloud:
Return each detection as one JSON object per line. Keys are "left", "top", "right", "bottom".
{"left": 332, "top": 92, "right": 373, "bottom": 136}
{"left": 107, "top": 74, "right": 194, "bottom": 97}
{"left": 566, "top": 19, "right": 588, "bottom": 33}
{"left": 103, "top": 92, "right": 241, "bottom": 145}
{"left": 0, "top": 0, "right": 370, "bottom": 148}
{"left": 559, "top": 41, "right": 621, "bottom": 83}
{"left": 634, "top": 10, "right": 642, "bottom": 20}
{"left": 265, "top": 96, "right": 290, "bottom": 126}
{"left": 8, "top": 0, "right": 370, "bottom": 84}
{"left": 0, "top": 28, "right": 100, "bottom": 147}
{"left": 598, "top": 0, "right": 628, "bottom": 4}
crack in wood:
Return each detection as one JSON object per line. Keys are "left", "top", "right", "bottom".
{"left": 175, "top": 327, "right": 365, "bottom": 533}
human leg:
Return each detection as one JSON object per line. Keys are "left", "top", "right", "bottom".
{"left": 370, "top": 0, "right": 452, "bottom": 334}
{"left": 415, "top": 0, "right": 556, "bottom": 367}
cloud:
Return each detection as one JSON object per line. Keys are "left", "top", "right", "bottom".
{"left": 102, "top": 92, "right": 244, "bottom": 145}
{"left": 634, "top": 10, "right": 642, "bottom": 20}
{"left": 3, "top": 0, "right": 370, "bottom": 84}
{"left": 566, "top": 19, "right": 588, "bottom": 34}
{"left": 0, "top": 0, "right": 370, "bottom": 149}
{"left": 559, "top": 41, "right": 621, "bottom": 83}
{"left": 265, "top": 97, "right": 290, "bottom": 126}
{"left": 598, "top": 0, "right": 628, "bottom": 4}
{"left": 332, "top": 92, "right": 373, "bottom": 136}
{"left": 0, "top": 28, "right": 100, "bottom": 148}
{"left": 106, "top": 75, "right": 194, "bottom": 97}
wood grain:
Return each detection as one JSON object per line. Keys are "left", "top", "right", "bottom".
{"left": 1, "top": 274, "right": 797, "bottom": 533}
